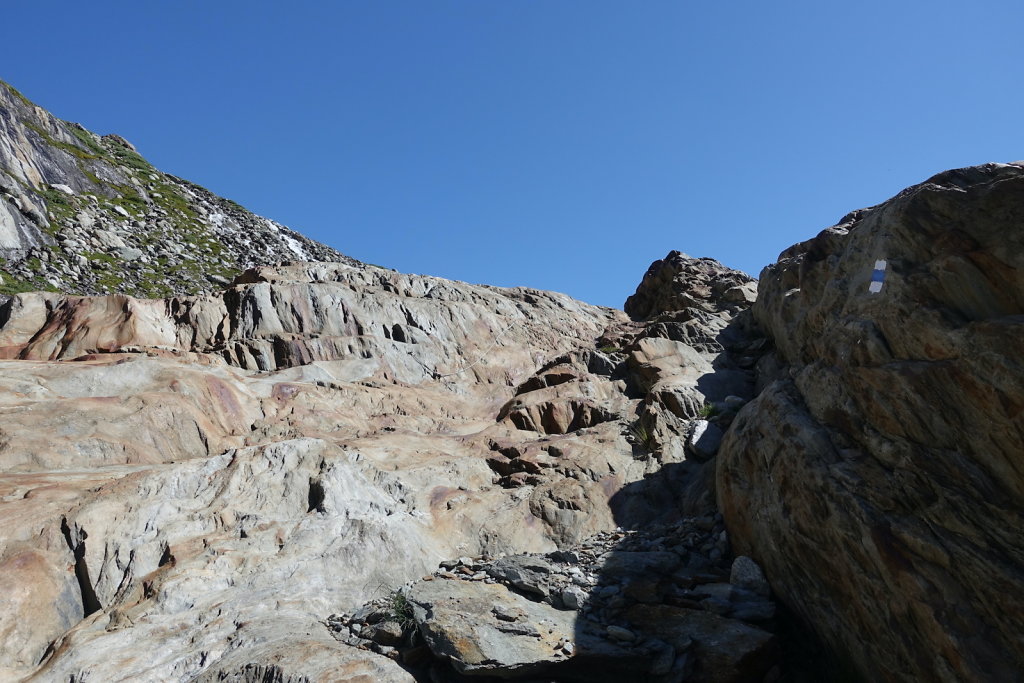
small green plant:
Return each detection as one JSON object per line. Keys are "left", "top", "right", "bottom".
{"left": 698, "top": 402, "right": 718, "bottom": 418}
{"left": 387, "top": 590, "right": 415, "bottom": 629}
{"left": 627, "top": 421, "right": 656, "bottom": 451}
{"left": 598, "top": 343, "right": 620, "bottom": 354}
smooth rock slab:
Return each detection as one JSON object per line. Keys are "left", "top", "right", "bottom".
{"left": 193, "top": 621, "right": 413, "bottom": 683}
{"left": 730, "top": 555, "right": 770, "bottom": 596}
{"left": 408, "top": 578, "right": 575, "bottom": 678}
{"left": 486, "top": 555, "right": 556, "bottom": 598}
{"left": 686, "top": 419, "right": 724, "bottom": 461}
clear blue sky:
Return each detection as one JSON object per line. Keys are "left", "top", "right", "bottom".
{"left": 3, "top": 1, "right": 1022, "bottom": 308}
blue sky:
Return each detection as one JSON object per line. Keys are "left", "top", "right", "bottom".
{"left": 3, "top": 1, "right": 1022, "bottom": 308}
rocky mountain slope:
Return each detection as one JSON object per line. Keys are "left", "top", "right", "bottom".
{"left": 0, "top": 82, "right": 1021, "bottom": 682}
{"left": 0, "top": 80, "right": 352, "bottom": 298}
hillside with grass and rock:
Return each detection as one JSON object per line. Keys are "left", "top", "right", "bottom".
{"left": 0, "top": 80, "right": 1021, "bottom": 682}
{"left": 0, "top": 80, "right": 352, "bottom": 298}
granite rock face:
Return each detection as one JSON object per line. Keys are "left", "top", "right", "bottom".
{"left": 718, "top": 162, "right": 1024, "bottom": 681}
{"left": 0, "top": 79, "right": 352, "bottom": 297}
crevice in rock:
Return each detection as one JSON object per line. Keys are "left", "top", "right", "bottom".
{"left": 307, "top": 478, "right": 326, "bottom": 513}
{"left": 60, "top": 517, "right": 101, "bottom": 617}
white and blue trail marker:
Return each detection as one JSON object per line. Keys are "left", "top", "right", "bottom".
{"left": 868, "top": 259, "right": 887, "bottom": 294}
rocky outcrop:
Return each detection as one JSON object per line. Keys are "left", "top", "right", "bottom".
{"left": 718, "top": 162, "right": 1024, "bottom": 681}
{"left": 0, "top": 79, "right": 352, "bottom": 297}
{"left": 0, "top": 250, "right": 772, "bottom": 681}
{"left": 624, "top": 250, "right": 757, "bottom": 322}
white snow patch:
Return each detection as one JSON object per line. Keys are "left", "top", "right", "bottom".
{"left": 281, "top": 231, "right": 311, "bottom": 260}
{"left": 262, "top": 219, "right": 310, "bottom": 259}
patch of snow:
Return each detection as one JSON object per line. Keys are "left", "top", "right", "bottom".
{"left": 281, "top": 231, "right": 311, "bottom": 260}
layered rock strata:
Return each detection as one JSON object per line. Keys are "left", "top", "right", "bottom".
{"left": 718, "top": 162, "right": 1024, "bottom": 681}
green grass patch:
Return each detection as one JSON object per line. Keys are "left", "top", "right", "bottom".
{"left": 23, "top": 121, "right": 101, "bottom": 162}
{"left": 67, "top": 125, "right": 105, "bottom": 157}
{"left": 0, "top": 270, "right": 38, "bottom": 295}
{"left": 104, "top": 140, "right": 153, "bottom": 173}
{"left": 35, "top": 187, "right": 79, "bottom": 234}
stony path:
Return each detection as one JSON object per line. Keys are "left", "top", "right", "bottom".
{"left": 330, "top": 516, "right": 782, "bottom": 682}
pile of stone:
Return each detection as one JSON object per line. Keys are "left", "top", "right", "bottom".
{"left": 329, "top": 516, "right": 781, "bottom": 682}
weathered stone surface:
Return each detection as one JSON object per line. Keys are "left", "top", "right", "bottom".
{"left": 718, "top": 162, "right": 1024, "bottom": 682}
{"left": 686, "top": 419, "right": 723, "bottom": 461}
{"left": 729, "top": 555, "right": 769, "bottom": 597}
{"left": 381, "top": 506, "right": 784, "bottom": 681}
{"left": 191, "top": 619, "right": 415, "bottom": 683}
{"left": 10, "top": 75, "right": 990, "bottom": 683}
{"left": 407, "top": 578, "right": 575, "bottom": 677}
{"left": 624, "top": 250, "right": 757, "bottom": 322}
{"left": 486, "top": 556, "right": 556, "bottom": 597}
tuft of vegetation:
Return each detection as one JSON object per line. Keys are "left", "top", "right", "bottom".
{"left": 0, "top": 255, "right": 60, "bottom": 295}
{"left": 598, "top": 343, "right": 620, "bottom": 354}
{"left": 67, "top": 125, "right": 105, "bottom": 157}
{"left": 104, "top": 140, "right": 153, "bottom": 173}
{"left": 387, "top": 590, "right": 416, "bottom": 629}
{"left": 698, "top": 402, "right": 718, "bottom": 419}
{"left": 0, "top": 269, "right": 39, "bottom": 296}
{"left": 23, "top": 121, "right": 101, "bottom": 162}
{"left": 627, "top": 421, "right": 656, "bottom": 452}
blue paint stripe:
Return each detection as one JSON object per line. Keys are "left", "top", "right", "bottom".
{"left": 871, "top": 270, "right": 886, "bottom": 283}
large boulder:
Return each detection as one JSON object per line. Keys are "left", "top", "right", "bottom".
{"left": 718, "top": 163, "right": 1024, "bottom": 681}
